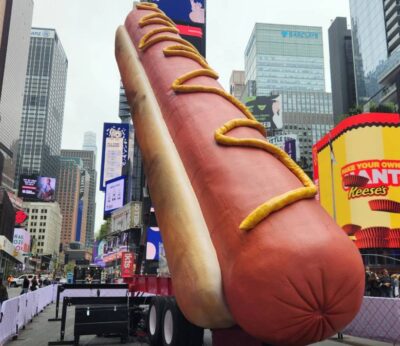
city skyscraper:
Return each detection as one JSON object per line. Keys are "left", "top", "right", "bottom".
{"left": 244, "top": 23, "right": 325, "bottom": 95}
{"left": 328, "top": 17, "right": 357, "bottom": 124}
{"left": 57, "top": 156, "right": 82, "bottom": 247}
{"left": 16, "top": 28, "right": 68, "bottom": 183}
{"left": 0, "top": 0, "right": 33, "bottom": 190}
{"left": 229, "top": 70, "right": 246, "bottom": 100}
{"left": 243, "top": 23, "right": 333, "bottom": 175}
{"left": 349, "top": 0, "right": 388, "bottom": 105}
{"left": 61, "top": 149, "right": 96, "bottom": 248}
{"left": 82, "top": 131, "right": 97, "bottom": 158}
{"left": 119, "top": 82, "right": 131, "bottom": 123}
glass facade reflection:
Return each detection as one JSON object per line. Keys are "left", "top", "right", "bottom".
{"left": 350, "top": 0, "right": 388, "bottom": 104}
{"left": 245, "top": 23, "right": 325, "bottom": 94}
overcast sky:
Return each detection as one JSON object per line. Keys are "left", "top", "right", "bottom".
{"left": 32, "top": 0, "right": 351, "bottom": 236}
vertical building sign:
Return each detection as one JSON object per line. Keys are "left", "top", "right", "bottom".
{"left": 121, "top": 251, "right": 135, "bottom": 278}
{"left": 100, "top": 123, "right": 129, "bottom": 191}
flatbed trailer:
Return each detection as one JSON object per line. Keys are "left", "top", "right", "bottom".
{"left": 124, "top": 274, "right": 270, "bottom": 346}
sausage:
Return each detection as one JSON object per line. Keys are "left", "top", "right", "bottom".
{"left": 116, "top": 3, "right": 364, "bottom": 345}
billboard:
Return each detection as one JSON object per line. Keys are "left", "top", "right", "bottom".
{"left": 111, "top": 201, "right": 142, "bottom": 233}
{"left": 18, "top": 175, "right": 56, "bottom": 202}
{"left": 152, "top": 0, "right": 205, "bottom": 24}
{"left": 36, "top": 177, "right": 56, "bottom": 201}
{"left": 245, "top": 95, "right": 282, "bottom": 130}
{"left": 13, "top": 228, "right": 30, "bottom": 254}
{"left": 269, "top": 134, "right": 299, "bottom": 161}
{"left": 146, "top": 226, "right": 162, "bottom": 260}
{"left": 100, "top": 123, "right": 129, "bottom": 191}
{"left": 313, "top": 113, "right": 400, "bottom": 249}
{"left": 147, "top": 0, "right": 206, "bottom": 56}
{"left": 121, "top": 252, "right": 135, "bottom": 278}
{"left": 104, "top": 176, "right": 126, "bottom": 218}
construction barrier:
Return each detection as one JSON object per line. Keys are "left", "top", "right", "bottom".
{"left": 343, "top": 296, "right": 400, "bottom": 343}
{"left": 0, "top": 285, "right": 56, "bottom": 345}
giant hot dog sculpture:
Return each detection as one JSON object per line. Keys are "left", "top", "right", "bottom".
{"left": 115, "top": 3, "right": 364, "bottom": 345}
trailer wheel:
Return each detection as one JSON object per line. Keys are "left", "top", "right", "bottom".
{"left": 147, "top": 296, "right": 167, "bottom": 346}
{"left": 161, "top": 298, "right": 203, "bottom": 346}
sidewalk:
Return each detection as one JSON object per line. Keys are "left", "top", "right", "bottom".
{"left": 5, "top": 302, "right": 393, "bottom": 346}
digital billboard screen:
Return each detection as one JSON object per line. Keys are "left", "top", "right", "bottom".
{"left": 36, "top": 177, "right": 56, "bottom": 201}
{"left": 18, "top": 175, "right": 56, "bottom": 202}
{"left": 18, "top": 175, "right": 38, "bottom": 200}
{"left": 152, "top": 0, "right": 205, "bottom": 25}
{"left": 104, "top": 176, "right": 126, "bottom": 218}
{"left": 100, "top": 123, "right": 129, "bottom": 191}
{"left": 245, "top": 95, "right": 282, "bottom": 130}
{"left": 148, "top": 0, "right": 206, "bottom": 57}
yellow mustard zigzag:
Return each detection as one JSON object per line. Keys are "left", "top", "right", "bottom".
{"left": 135, "top": 2, "right": 317, "bottom": 231}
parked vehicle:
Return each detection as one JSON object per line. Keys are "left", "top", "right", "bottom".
{"left": 10, "top": 274, "right": 34, "bottom": 287}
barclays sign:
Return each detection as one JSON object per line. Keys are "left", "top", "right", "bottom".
{"left": 281, "top": 31, "right": 319, "bottom": 39}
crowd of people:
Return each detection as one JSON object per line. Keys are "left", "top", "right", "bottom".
{"left": 365, "top": 266, "right": 400, "bottom": 297}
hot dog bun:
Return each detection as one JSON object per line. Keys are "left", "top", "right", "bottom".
{"left": 115, "top": 25, "right": 234, "bottom": 328}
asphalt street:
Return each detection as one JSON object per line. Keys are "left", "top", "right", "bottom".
{"left": 2, "top": 288, "right": 393, "bottom": 346}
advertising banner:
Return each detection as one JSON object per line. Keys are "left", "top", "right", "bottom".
{"left": 146, "top": 226, "right": 162, "bottom": 260}
{"left": 18, "top": 175, "right": 38, "bottom": 199}
{"left": 245, "top": 95, "right": 282, "bottom": 130}
{"left": 148, "top": 0, "right": 206, "bottom": 56}
{"left": 269, "top": 134, "right": 299, "bottom": 161}
{"left": 152, "top": 0, "right": 205, "bottom": 24}
{"left": 121, "top": 252, "right": 135, "bottom": 278}
{"left": 104, "top": 176, "right": 126, "bottom": 218}
{"left": 36, "top": 177, "right": 56, "bottom": 201}
{"left": 18, "top": 175, "right": 56, "bottom": 202}
{"left": 100, "top": 123, "right": 129, "bottom": 191}
{"left": 13, "top": 228, "right": 30, "bottom": 254}
{"left": 313, "top": 113, "right": 400, "bottom": 249}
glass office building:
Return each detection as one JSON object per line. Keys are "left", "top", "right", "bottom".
{"left": 16, "top": 28, "right": 68, "bottom": 182}
{"left": 0, "top": 0, "right": 33, "bottom": 191}
{"left": 244, "top": 23, "right": 325, "bottom": 95}
{"left": 349, "top": 0, "right": 388, "bottom": 104}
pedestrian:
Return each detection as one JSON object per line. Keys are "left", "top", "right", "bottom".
{"left": 21, "top": 276, "right": 30, "bottom": 295}
{"left": 370, "top": 272, "right": 381, "bottom": 297}
{"left": 379, "top": 269, "right": 392, "bottom": 298}
{"left": 30, "top": 276, "right": 38, "bottom": 291}
{"left": 392, "top": 274, "right": 399, "bottom": 298}
{"left": 43, "top": 277, "right": 51, "bottom": 286}
{"left": 365, "top": 266, "right": 373, "bottom": 296}
{"left": 7, "top": 274, "right": 13, "bottom": 288}
{"left": 0, "top": 278, "right": 8, "bottom": 305}
{"left": 85, "top": 274, "right": 92, "bottom": 284}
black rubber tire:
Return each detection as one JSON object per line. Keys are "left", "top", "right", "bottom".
{"left": 161, "top": 298, "right": 204, "bottom": 346}
{"left": 147, "top": 296, "right": 167, "bottom": 346}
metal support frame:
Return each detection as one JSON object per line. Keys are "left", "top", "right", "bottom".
{"left": 48, "top": 296, "right": 129, "bottom": 345}
{"left": 48, "top": 283, "right": 128, "bottom": 322}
